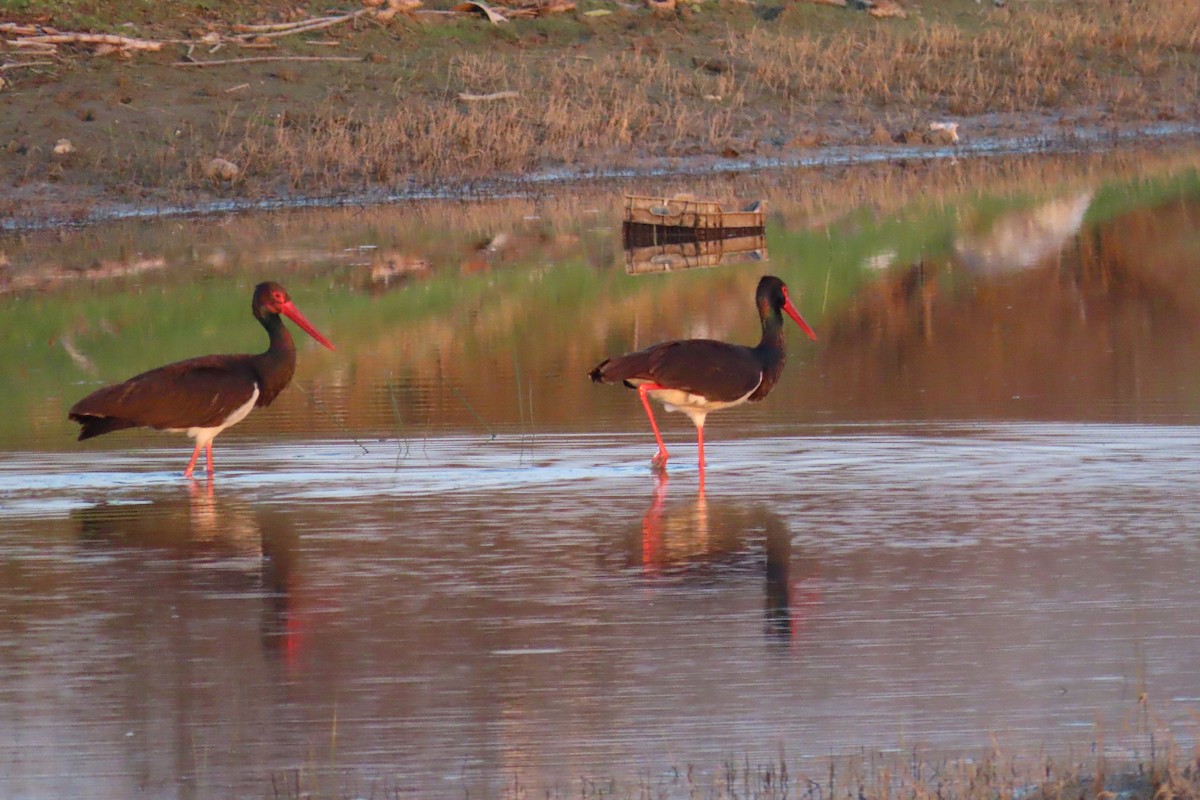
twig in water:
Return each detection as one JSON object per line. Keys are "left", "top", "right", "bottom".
{"left": 291, "top": 382, "right": 369, "bottom": 454}
{"left": 450, "top": 385, "right": 496, "bottom": 441}
{"left": 514, "top": 359, "right": 525, "bottom": 464}
{"left": 386, "top": 374, "right": 411, "bottom": 468}
{"left": 526, "top": 379, "right": 535, "bottom": 447}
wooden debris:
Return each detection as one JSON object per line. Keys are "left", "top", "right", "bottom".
{"left": 490, "top": 0, "right": 575, "bottom": 17}
{"left": 0, "top": 60, "right": 55, "bottom": 71}
{"left": 18, "top": 33, "right": 163, "bottom": 51}
{"left": 624, "top": 194, "right": 765, "bottom": 230}
{"left": 805, "top": 0, "right": 847, "bottom": 5}
{"left": 232, "top": 9, "right": 373, "bottom": 40}
{"left": 374, "top": 0, "right": 424, "bottom": 22}
{"left": 10, "top": 41, "right": 59, "bottom": 52}
{"left": 458, "top": 90, "right": 520, "bottom": 101}
{"left": 451, "top": 1, "right": 510, "bottom": 23}
{"left": 0, "top": 23, "right": 43, "bottom": 36}
{"left": 232, "top": 15, "right": 355, "bottom": 33}
{"left": 867, "top": 0, "right": 906, "bottom": 17}
{"left": 175, "top": 55, "right": 363, "bottom": 67}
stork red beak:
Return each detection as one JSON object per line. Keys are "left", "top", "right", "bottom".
{"left": 782, "top": 292, "right": 817, "bottom": 341}
{"left": 281, "top": 301, "right": 336, "bottom": 350}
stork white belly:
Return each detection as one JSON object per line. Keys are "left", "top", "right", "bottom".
{"left": 170, "top": 386, "right": 260, "bottom": 447}
{"left": 631, "top": 376, "right": 762, "bottom": 428}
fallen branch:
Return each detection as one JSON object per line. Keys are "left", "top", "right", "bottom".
{"left": 18, "top": 33, "right": 163, "bottom": 51}
{"left": 174, "top": 54, "right": 363, "bottom": 67}
{"left": 8, "top": 41, "right": 59, "bottom": 52}
{"left": 492, "top": 0, "right": 576, "bottom": 16}
{"left": 233, "top": 9, "right": 372, "bottom": 40}
{"left": 457, "top": 90, "right": 520, "bottom": 101}
{"left": 0, "top": 23, "right": 46, "bottom": 35}
{"left": 0, "top": 60, "right": 56, "bottom": 71}
{"left": 232, "top": 15, "right": 349, "bottom": 33}
{"left": 451, "top": 1, "right": 509, "bottom": 23}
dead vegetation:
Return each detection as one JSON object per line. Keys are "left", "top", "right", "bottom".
{"left": 1, "top": 0, "right": 1199, "bottom": 222}
{"left": 264, "top": 699, "right": 1200, "bottom": 800}
{"left": 211, "top": 0, "right": 1200, "bottom": 195}
{"left": 201, "top": 0, "right": 1200, "bottom": 195}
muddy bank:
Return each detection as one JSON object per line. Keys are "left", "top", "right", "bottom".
{"left": 3, "top": 0, "right": 1199, "bottom": 229}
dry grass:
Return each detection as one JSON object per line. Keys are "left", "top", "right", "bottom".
{"left": 3, "top": 0, "right": 1199, "bottom": 221}
{"left": 263, "top": 700, "right": 1200, "bottom": 799}
{"left": 176, "top": 0, "right": 1200, "bottom": 199}
{"left": 214, "top": 49, "right": 742, "bottom": 193}
{"left": 730, "top": 0, "right": 1200, "bottom": 118}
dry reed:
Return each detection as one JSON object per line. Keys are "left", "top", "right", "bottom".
{"left": 177, "top": 0, "right": 1200, "bottom": 199}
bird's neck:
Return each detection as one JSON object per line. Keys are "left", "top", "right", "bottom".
{"left": 749, "top": 310, "right": 786, "bottom": 402}
{"left": 254, "top": 315, "right": 298, "bottom": 406}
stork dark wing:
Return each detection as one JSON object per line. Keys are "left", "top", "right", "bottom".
{"left": 591, "top": 340, "right": 762, "bottom": 403}
{"left": 69, "top": 355, "right": 258, "bottom": 440}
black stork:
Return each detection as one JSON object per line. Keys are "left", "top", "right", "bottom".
{"left": 588, "top": 275, "right": 816, "bottom": 478}
{"left": 69, "top": 281, "right": 335, "bottom": 479}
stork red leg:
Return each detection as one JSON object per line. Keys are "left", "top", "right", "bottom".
{"left": 696, "top": 424, "right": 706, "bottom": 487}
{"left": 184, "top": 444, "right": 203, "bottom": 480}
{"left": 205, "top": 443, "right": 214, "bottom": 477}
{"left": 637, "top": 383, "right": 670, "bottom": 467}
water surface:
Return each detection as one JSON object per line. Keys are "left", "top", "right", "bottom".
{"left": 3, "top": 145, "right": 1200, "bottom": 798}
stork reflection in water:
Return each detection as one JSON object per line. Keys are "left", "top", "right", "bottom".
{"left": 72, "top": 483, "right": 307, "bottom": 668}
{"left": 633, "top": 475, "right": 820, "bottom": 643}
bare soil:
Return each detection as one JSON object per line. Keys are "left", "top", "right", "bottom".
{"left": 2, "top": 0, "right": 1199, "bottom": 228}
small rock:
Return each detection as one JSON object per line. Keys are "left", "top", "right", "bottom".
{"left": 693, "top": 55, "right": 736, "bottom": 74}
{"left": 205, "top": 157, "right": 240, "bottom": 182}
{"left": 868, "top": 125, "right": 893, "bottom": 146}
{"left": 53, "top": 138, "right": 75, "bottom": 155}
{"left": 927, "top": 121, "right": 960, "bottom": 144}
{"left": 868, "top": 0, "right": 906, "bottom": 17}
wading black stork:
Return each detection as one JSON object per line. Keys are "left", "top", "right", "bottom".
{"left": 589, "top": 275, "right": 816, "bottom": 478}
{"left": 69, "top": 281, "right": 335, "bottom": 479}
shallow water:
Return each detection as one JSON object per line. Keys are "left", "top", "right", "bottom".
{"left": 3, "top": 145, "right": 1200, "bottom": 798}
